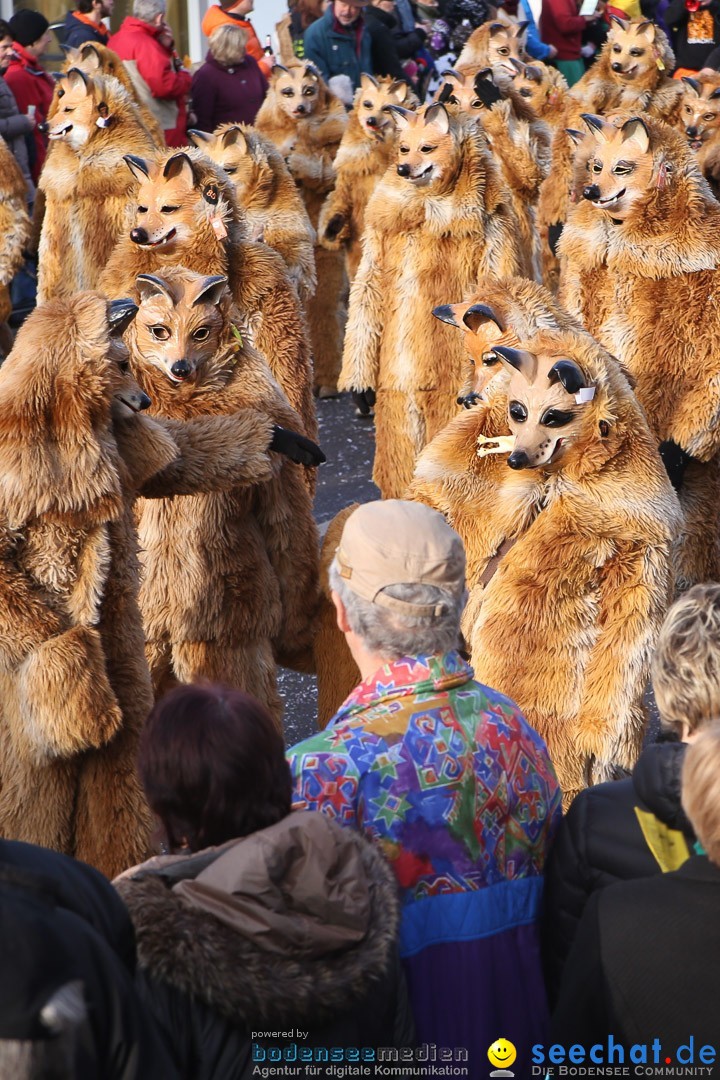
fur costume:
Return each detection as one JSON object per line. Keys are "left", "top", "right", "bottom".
{"left": 318, "top": 75, "right": 417, "bottom": 284}
{"left": 255, "top": 61, "right": 348, "bottom": 393}
{"left": 409, "top": 278, "right": 681, "bottom": 802}
{"left": 675, "top": 73, "right": 720, "bottom": 198}
{"left": 537, "top": 18, "right": 683, "bottom": 290}
{"left": 0, "top": 137, "right": 30, "bottom": 355}
{"left": 126, "top": 268, "right": 320, "bottom": 722}
{"left": 340, "top": 102, "right": 523, "bottom": 498}
{"left": 559, "top": 114, "right": 720, "bottom": 586}
{"left": 456, "top": 19, "right": 530, "bottom": 78}
{"left": 99, "top": 147, "right": 317, "bottom": 445}
{"left": 0, "top": 292, "right": 285, "bottom": 876}
{"left": 37, "top": 68, "right": 156, "bottom": 304}
{"left": 188, "top": 124, "right": 317, "bottom": 305}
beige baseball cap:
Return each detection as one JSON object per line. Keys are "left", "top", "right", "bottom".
{"left": 335, "top": 500, "right": 466, "bottom": 618}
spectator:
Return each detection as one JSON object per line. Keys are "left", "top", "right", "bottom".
{"left": 364, "top": 0, "right": 415, "bottom": 79}
{"left": 288, "top": 500, "right": 561, "bottom": 1079}
{"left": 192, "top": 25, "right": 267, "bottom": 131}
{"left": 540, "top": 0, "right": 602, "bottom": 83}
{"left": 551, "top": 723, "right": 720, "bottom": 1048}
{"left": 541, "top": 583, "right": 720, "bottom": 1003}
{"left": 304, "top": 0, "right": 374, "bottom": 91}
{"left": 666, "top": 0, "right": 720, "bottom": 74}
{"left": 279, "top": 0, "right": 324, "bottom": 61}
{"left": 62, "top": 0, "right": 113, "bottom": 50}
{"left": 115, "top": 684, "right": 413, "bottom": 1080}
{"left": 109, "top": 0, "right": 192, "bottom": 147}
{"left": 0, "top": 20, "right": 34, "bottom": 197}
{"left": 516, "top": 0, "right": 558, "bottom": 59}
{"left": 392, "top": 0, "right": 429, "bottom": 60}
{"left": 5, "top": 9, "right": 53, "bottom": 182}
{"left": 201, "top": 0, "right": 274, "bottom": 77}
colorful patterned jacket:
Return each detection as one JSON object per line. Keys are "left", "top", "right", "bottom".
{"left": 288, "top": 651, "right": 562, "bottom": 1078}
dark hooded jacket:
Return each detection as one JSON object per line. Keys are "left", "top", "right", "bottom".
{"left": 541, "top": 739, "right": 695, "bottom": 1004}
{"left": 115, "top": 811, "right": 414, "bottom": 1080}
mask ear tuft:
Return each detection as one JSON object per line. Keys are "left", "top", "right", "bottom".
{"left": 424, "top": 102, "right": 450, "bottom": 133}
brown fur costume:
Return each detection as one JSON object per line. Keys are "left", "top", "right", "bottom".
{"left": 255, "top": 61, "right": 348, "bottom": 393}
{"left": 318, "top": 75, "right": 417, "bottom": 284}
{"left": 0, "top": 138, "right": 30, "bottom": 354}
{"left": 456, "top": 19, "right": 530, "bottom": 76}
{"left": 37, "top": 69, "right": 156, "bottom": 304}
{"left": 188, "top": 124, "right": 317, "bottom": 304}
{"left": 675, "top": 73, "right": 720, "bottom": 198}
{"left": 340, "top": 103, "right": 523, "bottom": 498}
{"left": 0, "top": 292, "right": 284, "bottom": 875}
{"left": 409, "top": 279, "right": 681, "bottom": 801}
{"left": 126, "top": 268, "right": 320, "bottom": 722}
{"left": 99, "top": 147, "right": 316, "bottom": 444}
{"left": 559, "top": 114, "right": 720, "bottom": 587}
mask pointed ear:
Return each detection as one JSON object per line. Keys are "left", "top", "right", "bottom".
{"left": 515, "top": 19, "right": 530, "bottom": 36}
{"left": 634, "top": 18, "right": 656, "bottom": 39}
{"left": 621, "top": 116, "right": 650, "bottom": 153}
{"left": 682, "top": 76, "right": 701, "bottom": 96}
{"left": 548, "top": 358, "right": 589, "bottom": 396}
{"left": 136, "top": 274, "right": 175, "bottom": 304}
{"left": 424, "top": 102, "right": 450, "bottom": 133}
{"left": 60, "top": 43, "right": 81, "bottom": 62}
{"left": 711, "top": 87, "right": 720, "bottom": 100}
{"left": 79, "top": 42, "right": 102, "bottom": 70}
{"left": 462, "top": 302, "right": 505, "bottom": 337}
{"left": 386, "top": 104, "right": 415, "bottom": 130}
{"left": 388, "top": 79, "right": 409, "bottom": 101}
{"left": 491, "top": 345, "right": 537, "bottom": 382}
{"left": 581, "top": 113, "right": 615, "bottom": 142}
{"left": 608, "top": 13, "right": 629, "bottom": 29}
{"left": 524, "top": 64, "right": 543, "bottom": 83}
{"left": 432, "top": 304, "right": 460, "bottom": 326}
{"left": 221, "top": 126, "right": 247, "bottom": 151}
{"left": 509, "top": 57, "right": 525, "bottom": 74}
{"left": 489, "top": 22, "right": 507, "bottom": 35}
{"left": 66, "top": 67, "right": 90, "bottom": 94}
{"left": 440, "top": 67, "right": 463, "bottom": 83}
{"left": 271, "top": 63, "right": 289, "bottom": 78}
{"left": 360, "top": 72, "right": 379, "bottom": 90}
{"left": 124, "top": 153, "right": 151, "bottom": 182}
{"left": 191, "top": 274, "right": 228, "bottom": 307}
{"left": 566, "top": 128, "right": 586, "bottom": 146}
{"left": 163, "top": 152, "right": 197, "bottom": 185}
{"left": 303, "top": 63, "right": 319, "bottom": 81}
{"left": 108, "top": 297, "right": 138, "bottom": 336}
{"left": 187, "top": 128, "right": 214, "bottom": 147}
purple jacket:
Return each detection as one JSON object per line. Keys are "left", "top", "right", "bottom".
{"left": 191, "top": 51, "right": 267, "bottom": 132}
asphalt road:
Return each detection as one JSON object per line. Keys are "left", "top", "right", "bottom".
{"left": 279, "top": 393, "right": 379, "bottom": 748}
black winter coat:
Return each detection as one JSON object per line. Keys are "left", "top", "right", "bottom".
{"left": 541, "top": 739, "right": 695, "bottom": 1004}
{"left": 551, "top": 857, "right": 720, "bottom": 1047}
{"left": 61, "top": 11, "right": 110, "bottom": 50}
{"left": 666, "top": 0, "right": 720, "bottom": 71}
{"left": 365, "top": 7, "right": 410, "bottom": 80}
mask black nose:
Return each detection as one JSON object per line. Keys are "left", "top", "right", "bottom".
{"left": 611, "top": 62, "right": 624, "bottom": 72}
{"left": 366, "top": 115, "right": 377, "bottom": 127}
{"left": 397, "top": 163, "right": 411, "bottom": 177}
{"left": 686, "top": 126, "right": 698, "bottom": 138}
{"left": 583, "top": 184, "right": 601, "bottom": 201}
{"left": 295, "top": 104, "right": 306, "bottom": 114}
{"left": 138, "top": 391, "right": 151, "bottom": 411}
{"left": 507, "top": 449, "right": 530, "bottom": 470}
{"left": 130, "top": 226, "right": 148, "bottom": 245}
{"left": 38, "top": 120, "right": 49, "bottom": 134}
{"left": 171, "top": 360, "right": 191, "bottom": 380}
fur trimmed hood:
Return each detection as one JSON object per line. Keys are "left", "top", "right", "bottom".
{"left": 560, "top": 116, "right": 720, "bottom": 277}
{"left": 115, "top": 812, "right": 400, "bottom": 1028}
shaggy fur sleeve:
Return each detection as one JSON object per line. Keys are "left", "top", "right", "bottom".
{"left": 0, "top": 544, "right": 66, "bottom": 671}
{"left": 138, "top": 412, "right": 278, "bottom": 498}
{"left": 287, "top": 149, "right": 336, "bottom": 194}
{"left": 317, "top": 174, "right": 355, "bottom": 249}
{"left": 0, "top": 195, "right": 30, "bottom": 289}
{"left": 482, "top": 104, "right": 548, "bottom": 201}
{"left": 339, "top": 228, "right": 384, "bottom": 392}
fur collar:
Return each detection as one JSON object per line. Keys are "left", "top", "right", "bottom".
{"left": 116, "top": 814, "right": 400, "bottom": 1028}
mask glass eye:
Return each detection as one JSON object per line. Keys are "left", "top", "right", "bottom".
{"left": 363, "top": 100, "right": 373, "bottom": 108}
{"left": 705, "top": 113, "right": 715, "bottom": 122}
{"left": 399, "top": 145, "right": 409, "bottom": 154}
{"left": 519, "top": 88, "right": 532, "bottom": 96}
{"left": 509, "top": 400, "right": 527, "bottom": 422}
{"left": 224, "top": 166, "right": 237, "bottom": 175}
{"left": 137, "top": 205, "right": 148, "bottom": 214}
{"left": 630, "top": 47, "right": 644, "bottom": 56}
{"left": 420, "top": 144, "right": 437, "bottom": 153}
{"left": 150, "top": 325, "right": 170, "bottom": 341}
{"left": 612, "top": 44, "right": 621, "bottom": 53}
{"left": 193, "top": 327, "right": 210, "bottom": 341}
{"left": 160, "top": 205, "right": 179, "bottom": 214}
{"left": 540, "top": 408, "right": 575, "bottom": 427}
{"left": 118, "top": 359, "right": 129, "bottom": 373}
{"left": 281, "top": 87, "right": 294, "bottom": 97}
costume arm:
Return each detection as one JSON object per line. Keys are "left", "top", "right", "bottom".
{"left": 137, "top": 411, "right": 277, "bottom": 498}
{"left": 0, "top": 548, "right": 66, "bottom": 672}
{"left": 317, "top": 173, "right": 355, "bottom": 248}
{"left": 339, "top": 228, "right": 384, "bottom": 392}
{"left": 668, "top": 335, "right": 720, "bottom": 460}
{"left": 0, "top": 196, "right": 30, "bottom": 287}
{"left": 482, "top": 103, "right": 548, "bottom": 200}
{"left": 287, "top": 147, "right": 336, "bottom": 193}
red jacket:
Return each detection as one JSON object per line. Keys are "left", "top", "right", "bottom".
{"left": 540, "top": 0, "right": 586, "bottom": 59}
{"left": 4, "top": 42, "right": 54, "bottom": 182}
{"left": 109, "top": 16, "right": 191, "bottom": 145}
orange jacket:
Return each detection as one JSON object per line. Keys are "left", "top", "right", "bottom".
{"left": 200, "top": 7, "right": 271, "bottom": 76}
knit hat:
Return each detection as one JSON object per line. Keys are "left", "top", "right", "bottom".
{"left": 9, "top": 9, "right": 50, "bottom": 47}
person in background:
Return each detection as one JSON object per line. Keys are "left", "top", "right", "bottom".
{"left": 109, "top": 0, "right": 191, "bottom": 146}
{"left": 192, "top": 24, "right": 267, "bottom": 131}
{"left": 513, "top": 0, "right": 558, "bottom": 59}
{"left": 4, "top": 10, "right": 53, "bottom": 183}
{"left": 201, "top": 0, "right": 275, "bottom": 76}
{"left": 304, "top": 0, "right": 374, "bottom": 90}
{"left": 550, "top": 723, "right": 720, "bottom": 1048}
{"left": 0, "top": 20, "right": 34, "bottom": 198}
{"left": 115, "top": 683, "right": 413, "bottom": 1080}
{"left": 540, "top": 0, "right": 602, "bottom": 83}
{"left": 288, "top": 500, "right": 561, "bottom": 1079}
{"left": 541, "top": 583, "right": 720, "bottom": 1004}
{"left": 62, "top": 0, "right": 114, "bottom": 50}
{"left": 364, "top": 0, "right": 413, "bottom": 79}
{"left": 666, "top": 0, "right": 720, "bottom": 74}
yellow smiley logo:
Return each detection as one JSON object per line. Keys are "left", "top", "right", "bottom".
{"left": 488, "top": 1039, "right": 517, "bottom": 1070}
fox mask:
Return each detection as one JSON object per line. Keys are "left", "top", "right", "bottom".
{"left": 271, "top": 63, "right": 322, "bottom": 119}
{"left": 574, "top": 115, "right": 655, "bottom": 220}
{"left": 47, "top": 68, "right": 114, "bottom": 148}
{"left": 485, "top": 22, "right": 530, "bottom": 78}
{"left": 606, "top": 16, "right": 658, "bottom": 82}
{"left": 508, "top": 59, "right": 558, "bottom": 113}
{"left": 438, "top": 68, "right": 500, "bottom": 115}
{"left": 62, "top": 40, "right": 120, "bottom": 79}
{"left": 490, "top": 345, "right": 596, "bottom": 470}
{"left": 188, "top": 126, "right": 254, "bottom": 190}
{"left": 681, "top": 75, "right": 720, "bottom": 148}
{"left": 355, "top": 74, "right": 413, "bottom": 140}
{"left": 133, "top": 271, "right": 230, "bottom": 384}
{"left": 433, "top": 300, "right": 508, "bottom": 404}
{"left": 388, "top": 103, "right": 456, "bottom": 186}
{"left": 124, "top": 152, "right": 228, "bottom": 250}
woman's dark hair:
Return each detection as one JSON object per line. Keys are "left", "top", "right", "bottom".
{"left": 290, "top": 0, "right": 323, "bottom": 31}
{"left": 138, "top": 683, "right": 292, "bottom": 853}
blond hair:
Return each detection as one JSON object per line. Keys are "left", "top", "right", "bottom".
{"left": 651, "top": 583, "right": 720, "bottom": 737}
{"left": 681, "top": 723, "right": 720, "bottom": 866}
{"left": 209, "top": 24, "right": 249, "bottom": 66}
